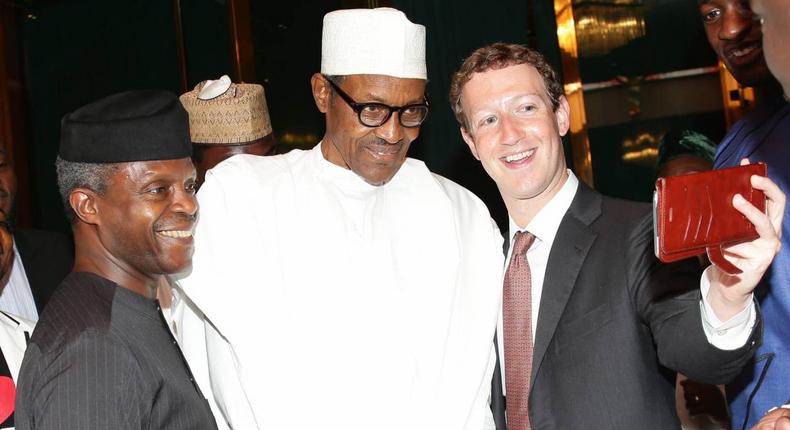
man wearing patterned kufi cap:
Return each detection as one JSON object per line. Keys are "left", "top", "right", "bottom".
{"left": 180, "top": 75, "right": 275, "bottom": 185}
{"left": 176, "top": 7, "right": 504, "bottom": 430}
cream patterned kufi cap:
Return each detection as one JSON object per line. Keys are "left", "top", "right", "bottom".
{"left": 179, "top": 75, "right": 273, "bottom": 145}
{"left": 321, "top": 8, "right": 426, "bottom": 79}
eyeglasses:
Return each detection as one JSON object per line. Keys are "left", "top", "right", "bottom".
{"left": 324, "top": 76, "right": 429, "bottom": 128}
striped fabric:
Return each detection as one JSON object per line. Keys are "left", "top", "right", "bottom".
{"left": 15, "top": 272, "right": 218, "bottom": 430}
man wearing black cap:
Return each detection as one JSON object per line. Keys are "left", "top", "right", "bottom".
{"left": 14, "top": 90, "right": 217, "bottom": 430}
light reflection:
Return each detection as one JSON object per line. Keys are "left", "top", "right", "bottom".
{"left": 574, "top": 1, "right": 646, "bottom": 57}
{"left": 621, "top": 132, "right": 658, "bottom": 166}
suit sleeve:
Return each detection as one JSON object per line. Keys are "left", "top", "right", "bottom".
{"left": 627, "top": 213, "right": 761, "bottom": 385}
{"left": 16, "top": 332, "right": 151, "bottom": 430}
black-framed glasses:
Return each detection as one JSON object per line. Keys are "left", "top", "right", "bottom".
{"left": 324, "top": 76, "right": 429, "bottom": 128}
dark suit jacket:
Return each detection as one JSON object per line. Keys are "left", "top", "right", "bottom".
{"left": 492, "top": 183, "right": 761, "bottom": 429}
{"left": 14, "top": 228, "right": 74, "bottom": 313}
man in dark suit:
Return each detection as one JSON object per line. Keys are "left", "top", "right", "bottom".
{"left": 449, "top": 43, "right": 785, "bottom": 429}
{"left": 16, "top": 90, "right": 217, "bottom": 429}
{"left": 0, "top": 140, "right": 73, "bottom": 320}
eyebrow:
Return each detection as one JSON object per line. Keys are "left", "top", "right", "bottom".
{"left": 359, "top": 91, "right": 425, "bottom": 106}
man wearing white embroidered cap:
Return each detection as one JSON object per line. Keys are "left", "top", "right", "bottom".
{"left": 177, "top": 7, "right": 504, "bottom": 430}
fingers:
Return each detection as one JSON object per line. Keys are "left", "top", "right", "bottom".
{"left": 732, "top": 193, "right": 780, "bottom": 249}
{"left": 737, "top": 158, "right": 785, "bottom": 238}
{"left": 753, "top": 408, "right": 790, "bottom": 430}
{"left": 751, "top": 174, "right": 787, "bottom": 239}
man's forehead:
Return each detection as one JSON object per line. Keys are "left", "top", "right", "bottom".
{"left": 465, "top": 64, "right": 547, "bottom": 97}
{"left": 343, "top": 74, "right": 426, "bottom": 99}
{"left": 117, "top": 158, "right": 195, "bottom": 180}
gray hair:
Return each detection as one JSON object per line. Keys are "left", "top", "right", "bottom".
{"left": 55, "top": 157, "right": 119, "bottom": 222}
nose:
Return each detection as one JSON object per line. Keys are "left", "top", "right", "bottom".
{"left": 499, "top": 114, "right": 522, "bottom": 146}
{"left": 719, "top": 4, "right": 753, "bottom": 40}
{"left": 171, "top": 186, "right": 198, "bottom": 219}
{"left": 374, "top": 112, "right": 405, "bottom": 144}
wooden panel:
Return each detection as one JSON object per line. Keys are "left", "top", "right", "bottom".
{"left": 554, "top": 0, "right": 594, "bottom": 188}
{"left": 226, "top": 0, "right": 256, "bottom": 82}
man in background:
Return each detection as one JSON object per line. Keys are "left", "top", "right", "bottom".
{"left": 741, "top": 0, "right": 790, "bottom": 428}
{"left": 699, "top": 2, "right": 790, "bottom": 428}
{"left": 657, "top": 130, "right": 731, "bottom": 430}
{"left": 180, "top": 75, "right": 275, "bottom": 186}
{"left": 0, "top": 139, "right": 72, "bottom": 321}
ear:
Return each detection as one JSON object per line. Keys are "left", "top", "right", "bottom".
{"left": 69, "top": 188, "right": 100, "bottom": 225}
{"left": 556, "top": 95, "right": 571, "bottom": 137}
{"left": 460, "top": 127, "right": 481, "bottom": 161}
{"left": 311, "top": 73, "right": 331, "bottom": 113}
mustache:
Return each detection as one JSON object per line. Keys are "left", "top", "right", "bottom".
{"left": 364, "top": 137, "right": 404, "bottom": 147}
{"left": 154, "top": 212, "right": 197, "bottom": 231}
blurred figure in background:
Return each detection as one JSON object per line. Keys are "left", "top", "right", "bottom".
{"left": 0, "top": 139, "right": 73, "bottom": 322}
{"left": 744, "top": 0, "right": 790, "bottom": 428}
{"left": 698, "top": 1, "right": 790, "bottom": 428}
{"left": 657, "top": 129, "right": 730, "bottom": 430}
{"left": 180, "top": 75, "right": 275, "bottom": 186}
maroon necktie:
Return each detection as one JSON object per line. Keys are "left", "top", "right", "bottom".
{"left": 504, "top": 231, "right": 536, "bottom": 430}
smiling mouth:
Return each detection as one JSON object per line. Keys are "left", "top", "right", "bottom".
{"left": 725, "top": 42, "right": 762, "bottom": 64}
{"left": 366, "top": 145, "right": 401, "bottom": 158}
{"left": 156, "top": 230, "right": 193, "bottom": 239}
{"left": 503, "top": 149, "right": 536, "bottom": 163}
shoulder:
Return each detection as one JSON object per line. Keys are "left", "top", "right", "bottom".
{"left": 198, "top": 150, "right": 313, "bottom": 210}
{"left": 17, "top": 326, "right": 145, "bottom": 428}
{"left": 430, "top": 172, "right": 491, "bottom": 215}
{"left": 206, "top": 149, "right": 310, "bottom": 185}
{"left": 599, "top": 195, "right": 651, "bottom": 222}
{"left": 566, "top": 182, "right": 648, "bottom": 224}
{"left": 396, "top": 158, "right": 491, "bottom": 214}
{"left": 14, "top": 228, "right": 73, "bottom": 256}
{"left": 30, "top": 273, "right": 116, "bottom": 354}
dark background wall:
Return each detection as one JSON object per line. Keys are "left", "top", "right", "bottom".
{"left": 17, "top": 0, "right": 230, "bottom": 233}
{"left": 5, "top": 0, "right": 727, "bottom": 235}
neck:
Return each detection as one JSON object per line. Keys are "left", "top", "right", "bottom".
{"left": 505, "top": 169, "right": 569, "bottom": 229}
{"left": 754, "top": 79, "right": 784, "bottom": 105}
{"left": 72, "top": 229, "right": 158, "bottom": 300}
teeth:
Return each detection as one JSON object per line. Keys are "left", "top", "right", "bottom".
{"left": 504, "top": 149, "right": 535, "bottom": 163}
{"left": 158, "top": 230, "right": 192, "bottom": 238}
{"left": 732, "top": 45, "right": 755, "bottom": 57}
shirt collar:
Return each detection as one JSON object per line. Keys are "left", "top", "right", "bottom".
{"left": 508, "top": 169, "right": 578, "bottom": 245}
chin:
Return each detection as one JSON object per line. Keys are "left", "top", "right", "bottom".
{"left": 356, "top": 169, "right": 397, "bottom": 187}
{"left": 158, "top": 255, "right": 193, "bottom": 276}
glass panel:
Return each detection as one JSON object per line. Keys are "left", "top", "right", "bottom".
{"left": 571, "top": 0, "right": 725, "bottom": 202}
{"left": 248, "top": 2, "right": 349, "bottom": 152}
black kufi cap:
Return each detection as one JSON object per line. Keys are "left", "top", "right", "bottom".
{"left": 59, "top": 90, "right": 192, "bottom": 163}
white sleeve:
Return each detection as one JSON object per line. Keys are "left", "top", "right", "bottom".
{"left": 699, "top": 267, "right": 757, "bottom": 350}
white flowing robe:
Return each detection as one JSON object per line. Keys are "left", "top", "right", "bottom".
{"left": 178, "top": 144, "right": 504, "bottom": 430}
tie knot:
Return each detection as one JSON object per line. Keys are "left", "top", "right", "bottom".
{"left": 512, "top": 231, "right": 536, "bottom": 256}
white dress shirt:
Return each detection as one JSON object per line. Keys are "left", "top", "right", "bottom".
{"left": 0, "top": 242, "right": 38, "bottom": 322}
{"left": 497, "top": 170, "right": 756, "bottom": 389}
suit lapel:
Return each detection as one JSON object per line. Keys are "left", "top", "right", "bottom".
{"left": 531, "top": 184, "right": 600, "bottom": 384}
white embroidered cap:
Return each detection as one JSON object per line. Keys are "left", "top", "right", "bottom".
{"left": 321, "top": 8, "right": 426, "bottom": 80}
